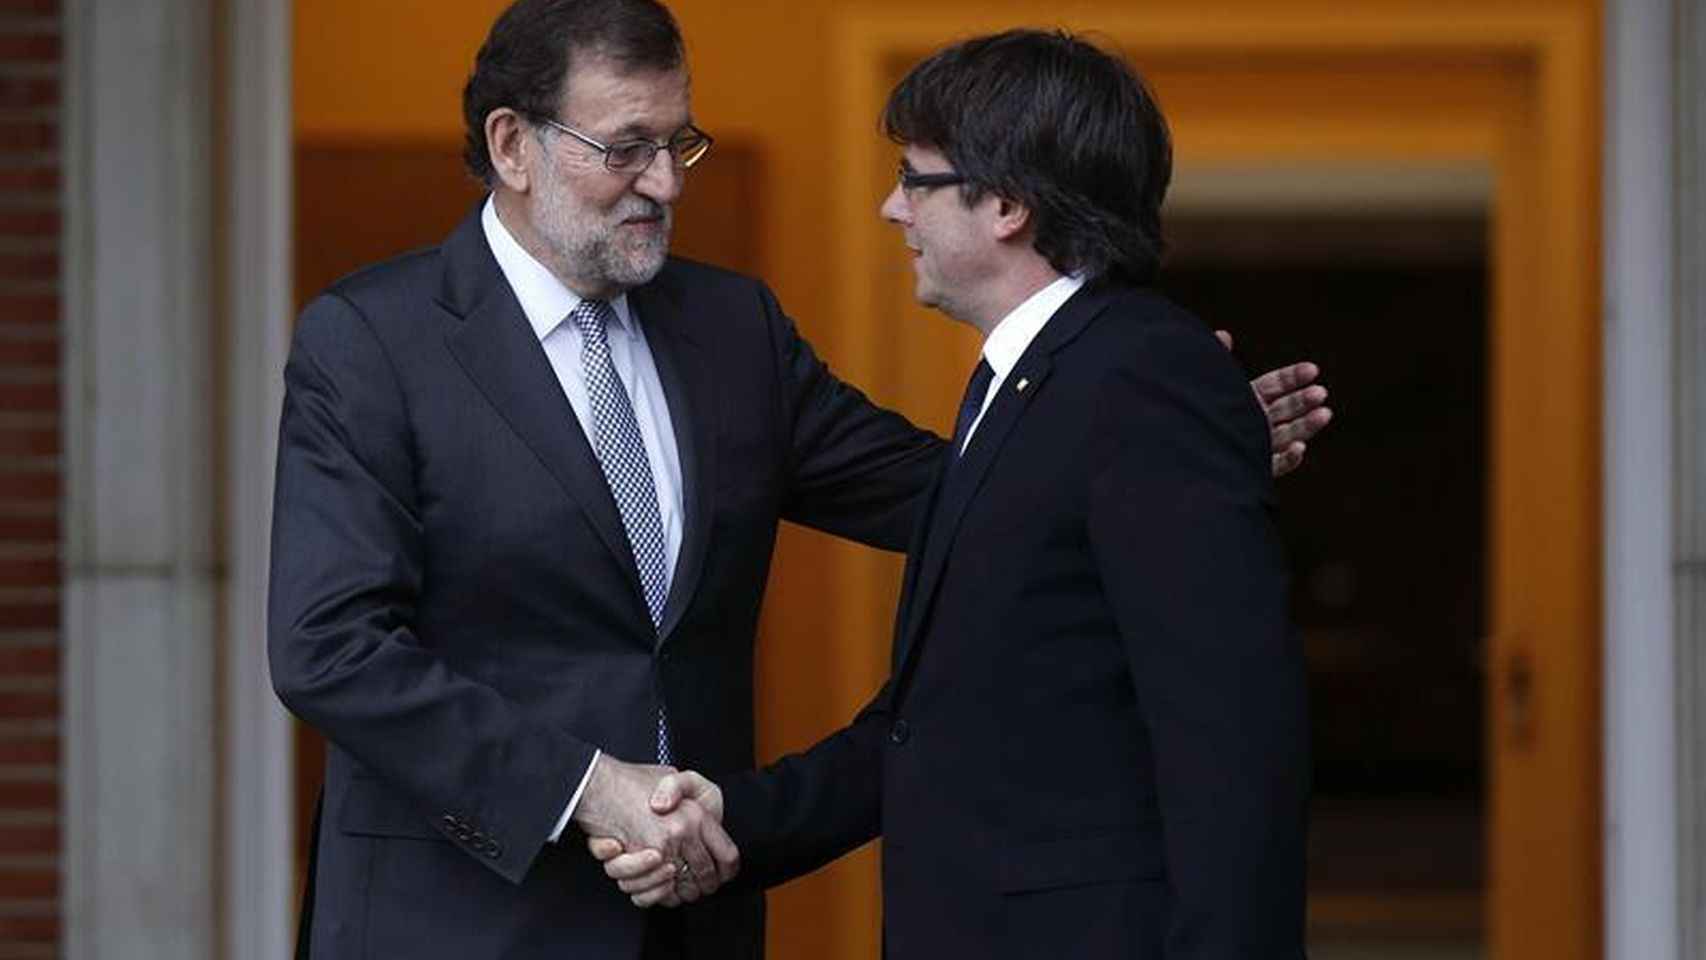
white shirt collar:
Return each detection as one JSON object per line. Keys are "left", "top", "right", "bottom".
{"left": 980, "top": 273, "right": 1086, "bottom": 378}
{"left": 480, "top": 195, "right": 635, "bottom": 341}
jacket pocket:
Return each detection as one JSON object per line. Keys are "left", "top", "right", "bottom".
{"left": 998, "top": 827, "right": 1163, "bottom": 893}
{"left": 337, "top": 776, "right": 444, "bottom": 841}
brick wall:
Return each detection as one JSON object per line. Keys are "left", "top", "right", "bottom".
{"left": 0, "top": 0, "right": 59, "bottom": 956}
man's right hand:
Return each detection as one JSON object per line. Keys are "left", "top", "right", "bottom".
{"left": 571, "top": 759, "right": 739, "bottom": 905}
{"left": 585, "top": 770, "right": 735, "bottom": 907}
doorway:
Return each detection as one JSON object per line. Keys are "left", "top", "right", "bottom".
{"left": 1162, "top": 198, "right": 1489, "bottom": 959}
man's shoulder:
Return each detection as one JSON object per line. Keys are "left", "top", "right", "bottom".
{"left": 1091, "top": 284, "right": 1201, "bottom": 337}
{"left": 1069, "top": 283, "right": 1256, "bottom": 400}
{"left": 1071, "top": 284, "right": 1213, "bottom": 362}
{"left": 648, "top": 255, "right": 769, "bottom": 302}
{"left": 640, "top": 257, "right": 791, "bottom": 345}
{"left": 288, "top": 243, "right": 456, "bottom": 368}
{"left": 318, "top": 245, "right": 446, "bottom": 310}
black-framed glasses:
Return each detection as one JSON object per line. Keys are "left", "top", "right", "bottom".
{"left": 898, "top": 163, "right": 966, "bottom": 194}
{"left": 532, "top": 115, "right": 714, "bottom": 173}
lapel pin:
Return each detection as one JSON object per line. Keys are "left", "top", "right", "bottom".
{"left": 1015, "top": 377, "right": 1030, "bottom": 393}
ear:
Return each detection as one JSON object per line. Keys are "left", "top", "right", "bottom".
{"left": 485, "top": 107, "right": 533, "bottom": 194}
{"left": 990, "top": 194, "right": 1033, "bottom": 242}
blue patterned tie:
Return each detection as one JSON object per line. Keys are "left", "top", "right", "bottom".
{"left": 569, "top": 299, "right": 674, "bottom": 766}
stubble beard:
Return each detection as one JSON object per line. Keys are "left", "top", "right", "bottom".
{"left": 535, "top": 168, "right": 673, "bottom": 295}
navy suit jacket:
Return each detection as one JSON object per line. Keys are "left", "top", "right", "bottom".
{"left": 720, "top": 282, "right": 1310, "bottom": 959}
{"left": 267, "top": 207, "right": 942, "bottom": 959}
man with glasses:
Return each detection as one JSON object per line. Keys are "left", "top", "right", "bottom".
{"left": 602, "top": 29, "right": 1310, "bottom": 959}
{"left": 268, "top": 3, "right": 1329, "bottom": 959}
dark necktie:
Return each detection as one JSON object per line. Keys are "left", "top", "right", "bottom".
{"left": 949, "top": 358, "right": 995, "bottom": 458}
{"left": 568, "top": 299, "right": 675, "bottom": 765}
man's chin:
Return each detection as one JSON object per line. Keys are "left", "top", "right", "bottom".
{"left": 610, "top": 244, "right": 670, "bottom": 288}
{"left": 634, "top": 251, "right": 670, "bottom": 284}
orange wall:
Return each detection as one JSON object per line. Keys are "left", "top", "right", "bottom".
{"left": 294, "top": 0, "right": 1598, "bottom": 335}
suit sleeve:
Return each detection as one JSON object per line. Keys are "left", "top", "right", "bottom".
{"left": 267, "top": 292, "right": 597, "bottom": 885}
{"left": 759, "top": 288, "right": 945, "bottom": 550}
{"left": 698, "top": 289, "right": 927, "bottom": 887}
{"left": 716, "top": 683, "right": 894, "bottom": 892}
{"left": 1087, "top": 317, "right": 1309, "bottom": 958}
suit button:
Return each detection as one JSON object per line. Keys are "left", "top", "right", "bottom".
{"left": 889, "top": 720, "right": 911, "bottom": 745}
{"left": 486, "top": 842, "right": 504, "bottom": 859}
{"left": 440, "top": 814, "right": 460, "bottom": 830}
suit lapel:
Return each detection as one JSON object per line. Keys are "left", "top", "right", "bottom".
{"left": 631, "top": 281, "right": 716, "bottom": 644}
{"left": 890, "top": 282, "right": 1117, "bottom": 688}
{"left": 435, "top": 207, "right": 650, "bottom": 616}
{"left": 889, "top": 355, "right": 1052, "bottom": 679}
{"left": 888, "top": 444, "right": 955, "bottom": 674}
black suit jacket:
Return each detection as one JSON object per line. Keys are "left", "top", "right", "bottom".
{"left": 267, "top": 207, "right": 942, "bottom": 959}
{"left": 721, "top": 283, "right": 1309, "bottom": 959}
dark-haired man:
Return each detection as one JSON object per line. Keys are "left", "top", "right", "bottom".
{"left": 270, "top": 2, "right": 1326, "bottom": 957}
{"left": 602, "top": 29, "right": 1310, "bottom": 959}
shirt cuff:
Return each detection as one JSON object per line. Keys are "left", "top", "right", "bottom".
{"left": 548, "top": 749, "right": 601, "bottom": 843}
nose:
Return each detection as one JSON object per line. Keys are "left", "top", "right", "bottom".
{"left": 633, "top": 148, "right": 683, "bottom": 205}
{"left": 880, "top": 184, "right": 910, "bottom": 224}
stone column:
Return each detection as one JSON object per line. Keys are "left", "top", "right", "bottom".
{"left": 219, "top": 0, "right": 296, "bottom": 955}
{"left": 1605, "top": 0, "right": 1679, "bottom": 956}
{"left": 1678, "top": 0, "right": 1706, "bottom": 954}
{"left": 60, "top": 0, "right": 218, "bottom": 956}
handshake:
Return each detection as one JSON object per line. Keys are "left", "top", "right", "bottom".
{"left": 570, "top": 756, "right": 740, "bottom": 907}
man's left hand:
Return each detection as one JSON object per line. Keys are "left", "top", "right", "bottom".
{"left": 1219, "top": 330, "right": 1334, "bottom": 477}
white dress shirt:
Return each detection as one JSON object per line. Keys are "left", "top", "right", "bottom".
{"left": 481, "top": 196, "right": 685, "bottom": 842}
{"left": 960, "top": 273, "right": 1087, "bottom": 453}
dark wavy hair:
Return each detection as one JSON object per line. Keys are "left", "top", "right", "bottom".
{"left": 462, "top": 0, "right": 684, "bottom": 186}
{"left": 882, "top": 30, "right": 1172, "bottom": 285}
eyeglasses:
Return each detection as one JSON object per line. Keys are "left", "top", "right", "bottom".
{"left": 898, "top": 163, "right": 966, "bottom": 194}
{"left": 532, "top": 115, "right": 714, "bottom": 173}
